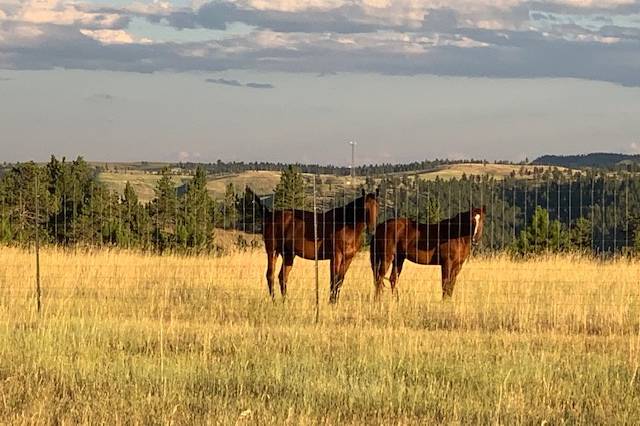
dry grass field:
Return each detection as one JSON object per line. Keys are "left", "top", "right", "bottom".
{"left": 97, "top": 163, "right": 570, "bottom": 203}
{"left": 98, "top": 170, "right": 360, "bottom": 202}
{"left": 1, "top": 247, "right": 639, "bottom": 424}
{"left": 97, "top": 171, "right": 193, "bottom": 203}
{"left": 416, "top": 163, "right": 573, "bottom": 181}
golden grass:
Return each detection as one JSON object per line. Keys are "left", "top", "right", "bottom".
{"left": 98, "top": 164, "right": 576, "bottom": 204}
{"left": 417, "top": 163, "right": 574, "bottom": 181}
{"left": 1, "top": 247, "right": 639, "bottom": 424}
{"left": 97, "top": 172, "right": 192, "bottom": 203}
{"left": 98, "top": 170, "right": 363, "bottom": 202}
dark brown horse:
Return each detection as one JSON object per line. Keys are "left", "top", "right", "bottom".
{"left": 250, "top": 188, "right": 379, "bottom": 303}
{"left": 370, "top": 207, "right": 485, "bottom": 299}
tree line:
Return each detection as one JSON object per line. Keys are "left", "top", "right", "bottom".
{"left": 374, "top": 168, "right": 640, "bottom": 256}
{"left": 1, "top": 156, "right": 639, "bottom": 256}
{"left": 134, "top": 158, "right": 517, "bottom": 177}
{"left": 0, "top": 157, "right": 242, "bottom": 254}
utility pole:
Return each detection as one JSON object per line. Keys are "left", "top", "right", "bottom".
{"left": 349, "top": 140, "right": 357, "bottom": 185}
{"left": 35, "top": 172, "right": 41, "bottom": 314}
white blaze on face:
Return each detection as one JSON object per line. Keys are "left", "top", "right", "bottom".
{"left": 473, "top": 214, "right": 481, "bottom": 239}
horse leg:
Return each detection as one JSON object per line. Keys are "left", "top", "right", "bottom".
{"left": 329, "top": 253, "right": 343, "bottom": 304}
{"left": 370, "top": 240, "right": 382, "bottom": 299}
{"left": 332, "top": 254, "right": 354, "bottom": 304}
{"left": 390, "top": 254, "right": 405, "bottom": 301}
{"left": 441, "top": 260, "right": 461, "bottom": 300}
{"left": 265, "top": 250, "right": 278, "bottom": 300}
{"left": 278, "top": 252, "right": 294, "bottom": 300}
{"left": 372, "top": 243, "right": 393, "bottom": 300}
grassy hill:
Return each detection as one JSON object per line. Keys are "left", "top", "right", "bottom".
{"left": 532, "top": 153, "right": 640, "bottom": 168}
{"left": 97, "top": 170, "right": 367, "bottom": 203}
{"left": 97, "top": 163, "right": 571, "bottom": 203}
{"left": 412, "top": 163, "right": 569, "bottom": 181}
{"left": 97, "top": 171, "right": 193, "bottom": 203}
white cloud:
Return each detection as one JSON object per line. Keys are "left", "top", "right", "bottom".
{"left": 80, "top": 29, "right": 134, "bottom": 44}
{"left": 13, "top": 0, "right": 125, "bottom": 28}
{"left": 0, "top": 0, "right": 639, "bottom": 85}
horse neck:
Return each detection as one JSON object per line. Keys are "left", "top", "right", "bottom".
{"left": 440, "top": 217, "right": 473, "bottom": 239}
{"left": 323, "top": 204, "right": 365, "bottom": 227}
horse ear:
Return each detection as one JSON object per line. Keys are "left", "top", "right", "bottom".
{"left": 361, "top": 188, "right": 366, "bottom": 197}
{"left": 375, "top": 187, "right": 380, "bottom": 197}
{"left": 481, "top": 205, "right": 487, "bottom": 214}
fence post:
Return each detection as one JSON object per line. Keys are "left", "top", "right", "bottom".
{"left": 35, "top": 172, "right": 41, "bottom": 314}
{"left": 313, "top": 175, "right": 320, "bottom": 324}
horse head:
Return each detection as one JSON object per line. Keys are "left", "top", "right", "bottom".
{"left": 471, "top": 206, "right": 486, "bottom": 246}
{"left": 363, "top": 187, "right": 380, "bottom": 233}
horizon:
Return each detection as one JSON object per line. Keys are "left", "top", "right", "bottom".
{"left": 3, "top": 150, "right": 639, "bottom": 168}
{"left": 2, "top": 1, "right": 640, "bottom": 164}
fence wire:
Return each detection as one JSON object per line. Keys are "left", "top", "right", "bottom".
{"left": 0, "top": 164, "right": 639, "bottom": 318}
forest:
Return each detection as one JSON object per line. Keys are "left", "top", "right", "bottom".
{"left": 1, "top": 156, "right": 639, "bottom": 256}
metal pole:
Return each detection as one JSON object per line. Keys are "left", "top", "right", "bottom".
{"left": 349, "top": 141, "right": 357, "bottom": 185}
{"left": 35, "top": 172, "right": 41, "bottom": 314}
{"left": 313, "top": 175, "right": 320, "bottom": 324}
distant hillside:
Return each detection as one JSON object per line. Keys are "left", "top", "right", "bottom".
{"left": 532, "top": 153, "right": 640, "bottom": 169}
{"left": 97, "top": 163, "right": 569, "bottom": 202}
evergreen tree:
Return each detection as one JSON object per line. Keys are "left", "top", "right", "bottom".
{"left": 181, "top": 166, "right": 214, "bottom": 251}
{"left": 150, "top": 168, "right": 178, "bottom": 251}
{"left": 1, "top": 163, "right": 55, "bottom": 244}
{"left": 274, "top": 165, "right": 305, "bottom": 209}
{"left": 515, "top": 206, "right": 569, "bottom": 256}
{"left": 119, "top": 181, "right": 143, "bottom": 248}
{"left": 634, "top": 227, "right": 640, "bottom": 254}
{"left": 425, "top": 197, "right": 442, "bottom": 223}
{"left": 569, "top": 217, "right": 592, "bottom": 252}
{"left": 222, "top": 183, "right": 238, "bottom": 229}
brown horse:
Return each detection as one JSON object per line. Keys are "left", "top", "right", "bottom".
{"left": 250, "top": 188, "right": 379, "bottom": 303}
{"left": 370, "top": 207, "right": 485, "bottom": 299}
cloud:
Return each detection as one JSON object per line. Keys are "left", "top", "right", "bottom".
{"left": 1, "top": 0, "right": 640, "bottom": 86}
{"left": 85, "top": 93, "right": 115, "bottom": 102}
{"left": 206, "top": 78, "right": 243, "bottom": 87}
{"left": 205, "top": 77, "right": 275, "bottom": 89}
{"left": 177, "top": 151, "right": 201, "bottom": 161}
{"left": 245, "top": 82, "right": 275, "bottom": 89}
{"left": 10, "top": 0, "right": 130, "bottom": 29}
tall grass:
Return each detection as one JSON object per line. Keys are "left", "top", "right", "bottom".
{"left": 0, "top": 247, "right": 639, "bottom": 424}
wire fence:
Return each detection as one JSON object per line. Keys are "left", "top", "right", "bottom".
{"left": 0, "top": 164, "right": 639, "bottom": 319}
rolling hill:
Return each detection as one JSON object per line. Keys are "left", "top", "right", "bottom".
{"left": 532, "top": 153, "right": 640, "bottom": 169}
{"left": 97, "top": 163, "right": 570, "bottom": 203}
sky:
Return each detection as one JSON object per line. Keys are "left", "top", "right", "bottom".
{"left": 1, "top": 0, "right": 640, "bottom": 165}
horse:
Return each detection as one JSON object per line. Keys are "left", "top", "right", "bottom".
{"left": 249, "top": 187, "right": 379, "bottom": 303}
{"left": 370, "top": 207, "right": 485, "bottom": 300}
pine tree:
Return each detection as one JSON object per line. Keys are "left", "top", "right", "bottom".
{"left": 151, "top": 168, "right": 178, "bottom": 251}
{"left": 222, "top": 183, "right": 238, "bottom": 229}
{"left": 119, "top": 181, "right": 140, "bottom": 248}
{"left": 569, "top": 217, "right": 592, "bottom": 252}
{"left": 274, "top": 165, "right": 305, "bottom": 209}
{"left": 182, "top": 166, "right": 213, "bottom": 251}
{"left": 1, "top": 163, "right": 55, "bottom": 244}
{"left": 0, "top": 177, "right": 9, "bottom": 243}
{"left": 425, "top": 197, "right": 442, "bottom": 223}
{"left": 515, "top": 206, "right": 569, "bottom": 256}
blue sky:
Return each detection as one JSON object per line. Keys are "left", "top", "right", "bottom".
{"left": 1, "top": 1, "right": 640, "bottom": 164}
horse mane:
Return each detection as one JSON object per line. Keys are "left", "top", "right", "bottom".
{"left": 439, "top": 210, "right": 472, "bottom": 225}
{"left": 434, "top": 210, "right": 474, "bottom": 237}
{"left": 323, "top": 193, "right": 369, "bottom": 225}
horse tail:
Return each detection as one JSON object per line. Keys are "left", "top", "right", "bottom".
{"left": 369, "top": 232, "right": 385, "bottom": 292}
{"left": 369, "top": 235, "right": 377, "bottom": 275}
